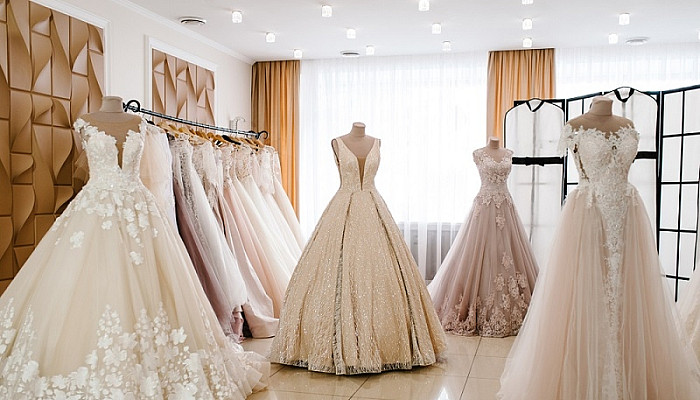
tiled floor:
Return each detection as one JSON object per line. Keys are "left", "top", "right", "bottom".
{"left": 241, "top": 334, "right": 514, "bottom": 400}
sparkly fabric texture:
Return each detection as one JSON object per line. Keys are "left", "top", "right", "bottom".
{"left": 428, "top": 148, "right": 538, "bottom": 337}
{"left": 0, "top": 119, "right": 267, "bottom": 398}
{"left": 270, "top": 138, "right": 447, "bottom": 375}
{"left": 499, "top": 125, "right": 700, "bottom": 399}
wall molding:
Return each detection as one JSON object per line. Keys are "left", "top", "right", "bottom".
{"left": 30, "top": 0, "right": 112, "bottom": 95}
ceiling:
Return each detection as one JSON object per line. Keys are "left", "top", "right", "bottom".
{"left": 128, "top": 0, "right": 700, "bottom": 62}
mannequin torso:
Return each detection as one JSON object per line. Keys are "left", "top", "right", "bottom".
{"left": 77, "top": 96, "right": 142, "bottom": 167}
{"left": 332, "top": 122, "right": 378, "bottom": 178}
{"left": 481, "top": 136, "right": 509, "bottom": 162}
{"left": 566, "top": 96, "right": 634, "bottom": 137}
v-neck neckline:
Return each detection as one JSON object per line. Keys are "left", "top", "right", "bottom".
{"left": 78, "top": 118, "right": 143, "bottom": 170}
{"left": 338, "top": 138, "right": 377, "bottom": 189}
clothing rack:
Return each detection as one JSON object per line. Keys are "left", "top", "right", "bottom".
{"left": 122, "top": 99, "right": 269, "bottom": 140}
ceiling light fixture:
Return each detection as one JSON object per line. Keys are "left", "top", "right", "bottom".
{"left": 522, "top": 0, "right": 534, "bottom": 5}
{"left": 346, "top": 28, "right": 356, "bottom": 39}
{"left": 265, "top": 32, "right": 276, "bottom": 43}
{"left": 231, "top": 10, "right": 242, "bottom": 23}
{"left": 432, "top": 23, "right": 442, "bottom": 34}
{"left": 293, "top": 49, "right": 303, "bottom": 59}
{"left": 179, "top": 16, "right": 206, "bottom": 26}
{"left": 608, "top": 33, "right": 619, "bottom": 44}
{"left": 522, "top": 18, "right": 532, "bottom": 30}
{"left": 419, "top": 0, "right": 430, "bottom": 12}
{"left": 442, "top": 41, "right": 452, "bottom": 52}
{"left": 626, "top": 37, "right": 649, "bottom": 46}
{"left": 523, "top": 37, "right": 533, "bottom": 48}
{"left": 366, "top": 45, "right": 375, "bottom": 56}
{"left": 619, "top": 13, "right": 630, "bottom": 25}
{"left": 321, "top": 5, "right": 332, "bottom": 18}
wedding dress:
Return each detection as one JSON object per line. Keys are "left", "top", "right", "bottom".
{"left": 0, "top": 119, "right": 267, "bottom": 398}
{"left": 262, "top": 147, "right": 305, "bottom": 248}
{"left": 498, "top": 125, "right": 700, "bottom": 399}
{"left": 270, "top": 137, "right": 446, "bottom": 375}
{"left": 171, "top": 138, "right": 247, "bottom": 339}
{"left": 221, "top": 147, "right": 287, "bottom": 317}
{"left": 428, "top": 148, "right": 538, "bottom": 337}
{"left": 679, "top": 264, "right": 700, "bottom": 362}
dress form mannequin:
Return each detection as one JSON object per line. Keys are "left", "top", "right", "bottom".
{"left": 481, "top": 136, "right": 509, "bottom": 162}
{"left": 567, "top": 96, "right": 634, "bottom": 136}
{"left": 332, "top": 122, "right": 378, "bottom": 179}
{"left": 77, "top": 96, "right": 143, "bottom": 167}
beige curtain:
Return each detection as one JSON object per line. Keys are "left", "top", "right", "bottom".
{"left": 251, "top": 60, "right": 300, "bottom": 213}
{"left": 487, "top": 48, "right": 556, "bottom": 140}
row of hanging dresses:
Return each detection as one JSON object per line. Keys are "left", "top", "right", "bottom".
{"left": 142, "top": 124, "right": 303, "bottom": 340}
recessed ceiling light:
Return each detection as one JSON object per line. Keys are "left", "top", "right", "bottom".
{"left": 265, "top": 32, "right": 276, "bottom": 43}
{"left": 523, "top": 37, "right": 533, "bottom": 48}
{"left": 179, "top": 16, "right": 206, "bottom": 26}
{"left": 346, "top": 28, "right": 356, "bottom": 39}
{"left": 419, "top": 0, "right": 430, "bottom": 12}
{"left": 522, "top": 0, "right": 534, "bottom": 5}
{"left": 608, "top": 33, "right": 619, "bottom": 44}
{"left": 432, "top": 23, "right": 442, "bottom": 34}
{"left": 293, "top": 49, "right": 303, "bottom": 59}
{"left": 626, "top": 37, "right": 649, "bottom": 46}
{"left": 321, "top": 5, "right": 332, "bottom": 18}
{"left": 341, "top": 51, "right": 360, "bottom": 58}
{"left": 619, "top": 13, "right": 630, "bottom": 25}
{"left": 442, "top": 41, "right": 452, "bottom": 52}
{"left": 366, "top": 45, "right": 375, "bottom": 56}
{"left": 231, "top": 10, "right": 242, "bottom": 23}
{"left": 522, "top": 18, "right": 532, "bottom": 30}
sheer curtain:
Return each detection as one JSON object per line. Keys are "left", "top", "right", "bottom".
{"left": 299, "top": 53, "right": 488, "bottom": 279}
{"left": 556, "top": 43, "right": 700, "bottom": 98}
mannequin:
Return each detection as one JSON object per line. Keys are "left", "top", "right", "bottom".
{"left": 481, "top": 136, "right": 509, "bottom": 162}
{"left": 566, "top": 96, "right": 634, "bottom": 135}
{"left": 76, "top": 96, "right": 143, "bottom": 166}
{"left": 331, "top": 122, "right": 377, "bottom": 179}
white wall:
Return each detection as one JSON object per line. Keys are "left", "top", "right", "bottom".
{"left": 32, "top": 0, "right": 253, "bottom": 129}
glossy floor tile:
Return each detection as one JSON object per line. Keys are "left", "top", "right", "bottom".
{"left": 241, "top": 333, "right": 513, "bottom": 400}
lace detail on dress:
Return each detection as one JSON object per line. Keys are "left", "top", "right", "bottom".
{"left": 560, "top": 124, "right": 639, "bottom": 398}
{"left": 472, "top": 149, "right": 514, "bottom": 228}
{"left": 258, "top": 148, "right": 276, "bottom": 195}
{"left": 0, "top": 300, "right": 246, "bottom": 399}
{"left": 439, "top": 253, "right": 529, "bottom": 337}
{"left": 192, "top": 142, "right": 220, "bottom": 209}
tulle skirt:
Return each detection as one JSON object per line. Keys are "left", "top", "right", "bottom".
{"left": 498, "top": 187, "right": 700, "bottom": 399}
{"left": 0, "top": 184, "right": 267, "bottom": 398}
{"left": 679, "top": 265, "right": 700, "bottom": 365}
{"left": 428, "top": 195, "right": 538, "bottom": 337}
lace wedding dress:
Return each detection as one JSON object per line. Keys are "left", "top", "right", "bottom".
{"left": 428, "top": 148, "right": 538, "bottom": 337}
{"left": 270, "top": 138, "right": 446, "bottom": 375}
{"left": 0, "top": 119, "right": 268, "bottom": 398}
{"left": 498, "top": 125, "right": 700, "bottom": 399}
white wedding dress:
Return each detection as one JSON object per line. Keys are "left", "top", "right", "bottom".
{"left": 499, "top": 125, "right": 700, "bottom": 399}
{"left": 0, "top": 119, "right": 267, "bottom": 398}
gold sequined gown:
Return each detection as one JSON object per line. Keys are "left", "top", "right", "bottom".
{"left": 270, "top": 138, "right": 447, "bottom": 375}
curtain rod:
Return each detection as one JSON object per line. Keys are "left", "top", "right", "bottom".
{"left": 122, "top": 99, "right": 268, "bottom": 140}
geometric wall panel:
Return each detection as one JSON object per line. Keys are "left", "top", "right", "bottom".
{"left": 152, "top": 49, "right": 215, "bottom": 125}
{"left": 0, "top": 0, "right": 104, "bottom": 293}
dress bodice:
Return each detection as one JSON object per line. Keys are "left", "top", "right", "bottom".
{"left": 560, "top": 125, "right": 639, "bottom": 193}
{"left": 74, "top": 118, "right": 146, "bottom": 190}
{"left": 473, "top": 148, "right": 513, "bottom": 209}
{"left": 258, "top": 148, "right": 276, "bottom": 195}
{"left": 192, "top": 142, "right": 220, "bottom": 207}
{"left": 334, "top": 137, "right": 380, "bottom": 192}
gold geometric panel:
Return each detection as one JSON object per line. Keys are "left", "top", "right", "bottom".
{"left": 0, "top": 0, "right": 104, "bottom": 289}
{"left": 152, "top": 49, "right": 215, "bottom": 125}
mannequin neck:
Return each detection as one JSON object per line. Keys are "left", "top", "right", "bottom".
{"left": 588, "top": 97, "right": 613, "bottom": 116}
{"left": 349, "top": 122, "right": 366, "bottom": 137}
{"left": 488, "top": 137, "right": 500, "bottom": 149}
{"left": 100, "top": 96, "right": 125, "bottom": 113}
